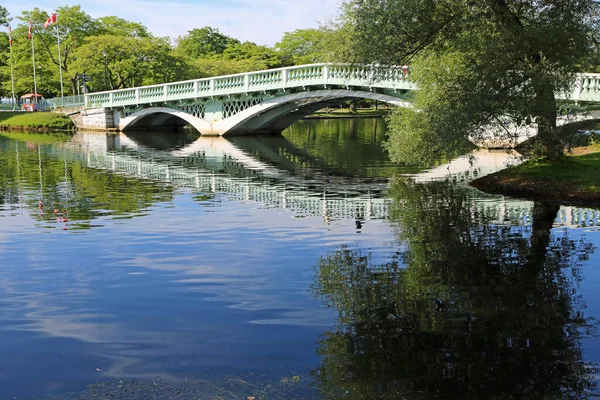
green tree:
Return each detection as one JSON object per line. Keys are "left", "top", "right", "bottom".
{"left": 2, "top": 19, "right": 48, "bottom": 96}
{"left": 0, "top": 5, "right": 9, "bottom": 27}
{"left": 221, "top": 41, "right": 281, "bottom": 69}
{"left": 72, "top": 35, "right": 184, "bottom": 90}
{"left": 191, "top": 57, "right": 266, "bottom": 77}
{"left": 333, "top": 0, "right": 599, "bottom": 164}
{"left": 98, "top": 16, "right": 150, "bottom": 38}
{"left": 275, "top": 28, "right": 327, "bottom": 65}
{"left": 17, "top": 6, "right": 101, "bottom": 95}
{"left": 0, "top": 7, "right": 10, "bottom": 99}
{"left": 176, "top": 26, "right": 239, "bottom": 58}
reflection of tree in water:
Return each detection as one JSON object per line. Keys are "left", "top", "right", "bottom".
{"left": 0, "top": 138, "right": 175, "bottom": 228}
{"left": 312, "top": 179, "right": 597, "bottom": 399}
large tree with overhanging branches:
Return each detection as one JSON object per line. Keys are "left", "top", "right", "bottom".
{"left": 333, "top": 0, "right": 600, "bottom": 164}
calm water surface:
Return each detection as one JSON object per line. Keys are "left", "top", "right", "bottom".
{"left": 0, "top": 119, "right": 600, "bottom": 399}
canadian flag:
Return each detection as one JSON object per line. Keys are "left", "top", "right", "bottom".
{"left": 28, "top": 20, "right": 33, "bottom": 39}
{"left": 8, "top": 25, "right": 12, "bottom": 45}
{"left": 44, "top": 13, "right": 57, "bottom": 29}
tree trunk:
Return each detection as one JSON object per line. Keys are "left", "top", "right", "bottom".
{"left": 70, "top": 77, "right": 77, "bottom": 96}
{"left": 533, "top": 79, "right": 563, "bottom": 161}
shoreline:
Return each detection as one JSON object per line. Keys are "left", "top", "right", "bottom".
{"left": 304, "top": 112, "right": 390, "bottom": 119}
{"left": 0, "top": 111, "right": 75, "bottom": 131}
{"left": 470, "top": 146, "right": 600, "bottom": 208}
{"left": 470, "top": 177, "right": 600, "bottom": 208}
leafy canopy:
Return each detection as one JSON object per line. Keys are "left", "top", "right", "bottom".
{"left": 335, "top": 0, "right": 600, "bottom": 164}
{"left": 175, "top": 26, "right": 239, "bottom": 58}
{"left": 275, "top": 28, "right": 328, "bottom": 65}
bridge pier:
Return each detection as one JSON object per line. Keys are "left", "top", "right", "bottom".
{"left": 80, "top": 108, "right": 116, "bottom": 130}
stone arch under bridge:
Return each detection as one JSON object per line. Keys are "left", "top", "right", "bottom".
{"left": 117, "top": 89, "right": 412, "bottom": 136}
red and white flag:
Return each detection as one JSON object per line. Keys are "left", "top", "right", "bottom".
{"left": 28, "top": 20, "right": 33, "bottom": 39}
{"left": 44, "top": 13, "right": 57, "bottom": 29}
{"left": 8, "top": 26, "right": 12, "bottom": 45}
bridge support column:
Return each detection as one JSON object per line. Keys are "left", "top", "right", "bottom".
{"left": 81, "top": 108, "right": 115, "bottom": 130}
{"left": 204, "top": 100, "right": 224, "bottom": 124}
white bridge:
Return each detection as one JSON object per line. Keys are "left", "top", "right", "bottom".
{"left": 61, "top": 64, "right": 415, "bottom": 135}
{"left": 52, "top": 63, "right": 600, "bottom": 137}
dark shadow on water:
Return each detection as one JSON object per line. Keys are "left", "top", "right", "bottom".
{"left": 312, "top": 178, "right": 598, "bottom": 399}
{"left": 123, "top": 129, "right": 201, "bottom": 150}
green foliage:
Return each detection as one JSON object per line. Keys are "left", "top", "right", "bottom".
{"left": 0, "top": 31, "right": 10, "bottom": 99}
{"left": 0, "top": 6, "right": 9, "bottom": 27}
{"left": 72, "top": 35, "right": 186, "bottom": 90}
{"left": 480, "top": 149, "right": 600, "bottom": 193}
{"left": 275, "top": 28, "right": 328, "bottom": 65}
{"left": 191, "top": 57, "right": 263, "bottom": 77}
{"left": 0, "top": 111, "right": 74, "bottom": 129}
{"left": 1, "top": 7, "right": 197, "bottom": 96}
{"left": 1, "top": 5, "right": 337, "bottom": 97}
{"left": 333, "top": 0, "right": 600, "bottom": 164}
{"left": 98, "top": 16, "right": 150, "bottom": 38}
{"left": 175, "top": 26, "right": 239, "bottom": 58}
{"left": 221, "top": 41, "right": 281, "bottom": 69}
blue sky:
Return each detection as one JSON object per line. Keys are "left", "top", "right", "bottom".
{"left": 4, "top": 0, "right": 340, "bottom": 46}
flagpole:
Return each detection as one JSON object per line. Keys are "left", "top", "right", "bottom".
{"left": 8, "top": 27, "right": 16, "bottom": 111}
{"left": 55, "top": 13, "right": 64, "bottom": 97}
{"left": 30, "top": 22, "right": 38, "bottom": 104}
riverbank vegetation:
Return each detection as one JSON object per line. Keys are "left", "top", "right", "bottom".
{"left": 471, "top": 143, "right": 600, "bottom": 206}
{"left": 0, "top": 111, "right": 74, "bottom": 130}
{"left": 330, "top": 0, "right": 600, "bottom": 164}
{"left": 0, "top": 5, "right": 329, "bottom": 98}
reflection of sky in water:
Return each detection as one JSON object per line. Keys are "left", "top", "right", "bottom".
{"left": 0, "top": 189, "right": 398, "bottom": 398}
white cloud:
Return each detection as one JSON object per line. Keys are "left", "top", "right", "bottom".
{"left": 4, "top": 0, "right": 341, "bottom": 46}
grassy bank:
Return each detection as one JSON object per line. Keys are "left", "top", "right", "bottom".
{"left": 0, "top": 111, "right": 74, "bottom": 131}
{"left": 471, "top": 145, "right": 600, "bottom": 206}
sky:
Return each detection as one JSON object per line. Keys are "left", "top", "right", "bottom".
{"left": 4, "top": 0, "right": 341, "bottom": 46}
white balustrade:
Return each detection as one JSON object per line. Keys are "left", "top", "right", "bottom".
{"left": 81, "top": 64, "right": 416, "bottom": 110}
{"left": 55, "top": 64, "right": 600, "bottom": 111}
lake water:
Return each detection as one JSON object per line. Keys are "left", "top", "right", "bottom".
{"left": 1, "top": 118, "right": 599, "bottom": 399}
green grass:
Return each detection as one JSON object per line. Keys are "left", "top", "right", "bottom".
{"left": 0, "top": 111, "right": 74, "bottom": 130}
{"left": 502, "top": 153, "right": 600, "bottom": 190}
{"left": 471, "top": 145, "right": 600, "bottom": 205}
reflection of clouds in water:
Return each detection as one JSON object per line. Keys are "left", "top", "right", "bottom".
{"left": 0, "top": 195, "right": 398, "bottom": 382}
{"left": 108, "top": 200, "right": 395, "bottom": 315}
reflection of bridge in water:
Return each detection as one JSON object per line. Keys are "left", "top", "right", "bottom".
{"left": 69, "top": 132, "right": 392, "bottom": 221}
{"left": 61, "top": 132, "right": 600, "bottom": 227}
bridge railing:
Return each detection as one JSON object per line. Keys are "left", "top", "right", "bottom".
{"left": 63, "top": 66, "right": 600, "bottom": 111}
{"left": 84, "top": 63, "right": 416, "bottom": 109}
{"left": 562, "top": 72, "right": 600, "bottom": 102}
{"left": 49, "top": 95, "right": 86, "bottom": 109}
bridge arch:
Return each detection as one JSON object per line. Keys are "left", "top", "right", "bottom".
{"left": 213, "top": 89, "right": 412, "bottom": 136}
{"left": 118, "top": 106, "right": 212, "bottom": 133}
